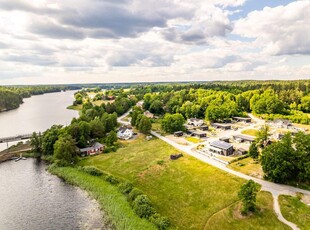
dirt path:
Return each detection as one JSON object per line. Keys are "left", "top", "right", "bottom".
{"left": 272, "top": 194, "right": 300, "bottom": 230}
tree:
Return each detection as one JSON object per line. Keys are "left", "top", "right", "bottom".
{"left": 42, "top": 125, "right": 63, "bottom": 155}
{"left": 149, "top": 100, "right": 164, "bottom": 115}
{"left": 30, "top": 132, "right": 42, "bottom": 157}
{"left": 238, "top": 180, "right": 259, "bottom": 214}
{"left": 138, "top": 116, "right": 152, "bottom": 134}
{"left": 106, "top": 130, "right": 117, "bottom": 146}
{"left": 248, "top": 141, "right": 259, "bottom": 159}
{"left": 261, "top": 134, "right": 296, "bottom": 183}
{"left": 161, "top": 113, "right": 185, "bottom": 133}
{"left": 53, "top": 135, "right": 77, "bottom": 166}
{"left": 90, "top": 118, "right": 105, "bottom": 138}
{"left": 256, "top": 125, "right": 270, "bottom": 148}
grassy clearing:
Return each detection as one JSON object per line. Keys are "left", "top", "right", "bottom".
{"left": 80, "top": 135, "right": 248, "bottom": 229}
{"left": 49, "top": 166, "right": 156, "bottom": 230}
{"left": 205, "top": 191, "right": 290, "bottom": 230}
{"left": 293, "top": 123, "right": 310, "bottom": 134}
{"left": 241, "top": 129, "right": 258, "bottom": 137}
{"left": 228, "top": 157, "right": 264, "bottom": 179}
{"left": 185, "top": 136, "right": 203, "bottom": 143}
{"left": 279, "top": 195, "right": 310, "bottom": 230}
{"left": 67, "top": 104, "right": 82, "bottom": 111}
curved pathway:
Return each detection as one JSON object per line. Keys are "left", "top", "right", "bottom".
{"left": 118, "top": 110, "right": 306, "bottom": 229}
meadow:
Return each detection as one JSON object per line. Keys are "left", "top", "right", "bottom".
{"left": 80, "top": 135, "right": 287, "bottom": 229}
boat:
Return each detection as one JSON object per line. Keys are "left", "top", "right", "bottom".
{"left": 22, "top": 157, "right": 27, "bottom": 160}
{"left": 15, "top": 158, "right": 21, "bottom": 162}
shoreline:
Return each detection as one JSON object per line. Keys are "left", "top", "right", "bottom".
{"left": 49, "top": 166, "right": 156, "bottom": 230}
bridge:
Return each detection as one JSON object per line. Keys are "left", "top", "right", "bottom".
{"left": 0, "top": 134, "right": 34, "bottom": 144}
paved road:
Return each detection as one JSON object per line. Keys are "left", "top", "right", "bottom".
{"left": 118, "top": 110, "right": 306, "bottom": 229}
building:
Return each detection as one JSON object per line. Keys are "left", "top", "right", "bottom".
{"left": 212, "top": 123, "right": 231, "bottom": 130}
{"left": 233, "top": 117, "right": 252, "bottom": 123}
{"left": 236, "top": 148, "right": 248, "bottom": 155}
{"left": 191, "top": 130, "right": 207, "bottom": 138}
{"left": 174, "top": 131, "right": 184, "bottom": 137}
{"left": 209, "top": 141, "right": 234, "bottom": 156}
{"left": 144, "top": 110, "right": 155, "bottom": 119}
{"left": 187, "top": 118, "right": 204, "bottom": 127}
{"left": 200, "top": 125, "right": 209, "bottom": 131}
{"left": 80, "top": 142, "right": 104, "bottom": 156}
{"left": 117, "top": 126, "right": 134, "bottom": 140}
{"left": 232, "top": 134, "right": 255, "bottom": 144}
{"left": 219, "top": 137, "right": 230, "bottom": 143}
{"left": 271, "top": 119, "right": 292, "bottom": 129}
{"left": 136, "top": 101, "right": 144, "bottom": 108}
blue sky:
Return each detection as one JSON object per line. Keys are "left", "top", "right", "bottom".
{"left": 0, "top": 0, "right": 309, "bottom": 84}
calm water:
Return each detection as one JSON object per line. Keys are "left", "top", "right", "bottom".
{"left": 0, "top": 91, "right": 79, "bottom": 151}
{"left": 0, "top": 159, "right": 107, "bottom": 230}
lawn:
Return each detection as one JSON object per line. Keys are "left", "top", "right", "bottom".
{"left": 279, "top": 195, "right": 310, "bottom": 230}
{"left": 185, "top": 136, "right": 203, "bottom": 143}
{"left": 205, "top": 191, "right": 290, "bottom": 230}
{"left": 241, "top": 129, "right": 258, "bottom": 137}
{"left": 293, "top": 123, "right": 310, "bottom": 134}
{"left": 80, "top": 135, "right": 287, "bottom": 230}
{"left": 228, "top": 157, "right": 264, "bottom": 179}
{"left": 67, "top": 104, "right": 82, "bottom": 111}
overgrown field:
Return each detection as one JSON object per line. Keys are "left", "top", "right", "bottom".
{"left": 80, "top": 135, "right": 288, "bottom": 230}
{"left": 279, "top": 195, "right": 310, "bottom": 230}
{"left": 205, "top": 191, "right": 290, "bottom": 230}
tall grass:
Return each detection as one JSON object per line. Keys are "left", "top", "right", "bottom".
{"left": 49, "top": 166, "right": 156, "bottom": 230}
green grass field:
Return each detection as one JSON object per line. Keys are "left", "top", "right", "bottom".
{"left": 241, "top": 129, "right": 259, "bottom": 137}
{"left": 79, "top": 135, "right": 288, "bottom": 230}
{"left": 228, "top": 157, "right": 264, "bottom": 179}
{"left": 49, "top": 166, "right": 156, "bottom": 230}
{"left": 185, "top": 136, "right": 203, "bottom": 143}
{"left": 279, "top": 195, "right": 310, "bottom": 230}
{"left": 205, "top": 191, "right": 290, "bottom": 230}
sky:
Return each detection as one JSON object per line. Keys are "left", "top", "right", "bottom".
{"left": 0, "top": 0, "right": 309, "bottom": 85}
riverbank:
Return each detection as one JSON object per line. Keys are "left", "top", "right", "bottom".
{"left": 49, "top": 166, "right": 157, "bottom": 230}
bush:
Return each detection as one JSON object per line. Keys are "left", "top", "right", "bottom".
{"left": 149, "top": 213, "right": 171, "bottom": 230}
{"left": 105, "top": 174, "right": 120, "bottom": 185}
{"left": 118, "top": 182, "right": 133, "bottom": 195}
{"left": 132, "top": 195, "right": 155, "bottom": 218}
{"left": 53, "top": 159, "right": 69, "bottom": 167}
{"left": 128, "top": 188, "right": 143, "bottom": 204}
{"left": 82, "top": 166, "right": 103, "bottom": 176}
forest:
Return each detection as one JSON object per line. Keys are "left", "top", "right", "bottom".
{"left": 129, "top": 80, "right": 310, "bottom": 124}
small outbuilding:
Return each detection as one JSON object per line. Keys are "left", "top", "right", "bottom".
{"left": 212, "top": 123, "right": 232, "bottom": 130}
{"left": 232, "top": 134, "right": 255, "bottom": 144}
{"left": 174, "top": 131, "right": 184, "bottom": 137}
{"left": 233, "top": 117, "right": 252, "bottom": 123}
{"left": 199, "top": 125, "right": 209, "bottom": 131}
{"left": 219, "top": 137, "right": 230, "bottom": 143}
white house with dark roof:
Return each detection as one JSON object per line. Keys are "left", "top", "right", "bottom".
{"left": 187, "top": 118, "right": 204, "bottom": 127}
{"left": 117, "top": 126, "right": 134, "bottom": 140}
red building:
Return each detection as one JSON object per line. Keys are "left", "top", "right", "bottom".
{"left": 80, "top": 142, "right": 104, "bottom": 157}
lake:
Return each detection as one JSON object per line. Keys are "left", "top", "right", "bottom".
{"left": 0, "top": 91, "right": 79, "bottom": 151}
{"left": 0, "top": 159, "right": 108, "bottom": 230}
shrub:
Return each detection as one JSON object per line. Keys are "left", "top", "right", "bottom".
{"left": 149, "top": 213, "right": 171, "bottom": 230}
{"left": 132, "top": 195, "right": 155, "bottom": 218}
{"left": 105, "top": 175, "right": 120, "bottom": 185}
{"left": 82, "top": 166, "right": 103, "bottom": 176}
{"left": 118, "top": 182, "right": 133, "bottom": 195}
{"left": 157, "top": 160, "right": 165, "bottom": 165}
{"left": 128, "top": 188, "right": 143, "bottom": 204}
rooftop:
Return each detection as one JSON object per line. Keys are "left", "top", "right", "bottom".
{"left": 210, "top": 141, "right": 233, "bottom": 150}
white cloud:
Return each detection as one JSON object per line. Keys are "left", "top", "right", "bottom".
{"left": 233, "top": 1, "right": 310, "bottom": 55}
